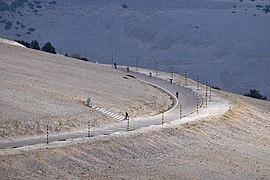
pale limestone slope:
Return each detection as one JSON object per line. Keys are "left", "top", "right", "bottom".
{"left": 0, "top": 41, "right": 172, "bottom": 139}
{"left": 0, "top": 82, "right": 270, "bottom": 179}
{"left": 1, "top": 40, "right": 270, "bottom": 179}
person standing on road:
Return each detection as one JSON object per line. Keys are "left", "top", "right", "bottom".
{"left": 176, "top": 91, "right": 179, "bottom": 99}
{"left": 125, "top": 112, "right": 129, "bottom": 120}
{"left": 170, "top": 77, "right": 173, "bottom": 83}
{"left": 87, "top": 97, "right": 92, "bottom": 107}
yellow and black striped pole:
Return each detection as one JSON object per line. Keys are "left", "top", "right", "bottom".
{"left": 171, "top": 66, "right": 174, "bottom": 80}
{"left": 112, "top": 54, "right": 114, "bottom": 67}
{"left": 88, "top": 121, "right": 90, "bottom": 137}
{"left": 127, "top": 117, "right": 130, "bottom": 131}
{"left": 156, "top": 62, "right": 158, "bottom": 76}
{"left": 46, "top": 125, "right": 49, "bottom": 145}
{"left": 197, "top": 98, "right": 199, "bottom": 114}
{"left": 136, "top": 58, "right": 138, "bottom": 71}
{"left": 180, "top": 104, "right": 183, "bottom": 119}
{"left": 197, "top": 76, "right": 199, "bottom": 90}
{"left": 184, "top": 71, "right": 187, "bottom": 86}
{"left": 205, "top": 82, "right": 208, "bottom": 108}
{"left": 209, "top": 86, "right": 212, "bottom": 102}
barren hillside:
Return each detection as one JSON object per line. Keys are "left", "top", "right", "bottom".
{"left": 0, "top": 79, "right": 270, "bottom": 179}
{"left": 0, "top": 39, "right": 270, "bottom": 179}
{"left": 0, "top": 41, "right": 172, "bottom": 139}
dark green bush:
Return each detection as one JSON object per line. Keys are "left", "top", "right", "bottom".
{"left": 15, "top": 39, "right": 31, "bottom": 48}
{"left": 244, "top": 89, "right": 267, "bottom": 100}
{"left": 42, "top": 42, "right": 56, "bottom": 54}
{"left": 70, "top": 53, "right": 88, "bottom": 61}
{"left": 212, "top": 86, "right": 221, "bottom": 90}
{"left": 30, "top": 40, "right": 40, "bottom": 50}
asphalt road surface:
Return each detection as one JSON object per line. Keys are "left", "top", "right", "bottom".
{"left": 0, "top": 69, "right": 200, "bottom": 150}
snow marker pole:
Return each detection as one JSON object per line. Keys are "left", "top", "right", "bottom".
{"left": 112, "top": 54, "right": 113, "bottom": 67}
{"left": 162, "top": 113, "right": 164, "bottom": 124}
{"left": 88, "top": 121, "right": 90, "bottom": 137}
{"left": 127, "top": 117, "right": 130, "bottom": 131}
{"left": 180, "top": 104, "right": 183, "bottom": 119}
{"left": 197, "top": 76, "right": 199, "bottom": 90}
{"left": 156, "top": 62, "right": 158, "bottom": 76}
{"left": 184, "top": 71, "right": 187, "bottom": 86}
{"left": 136, "top": 58, "right": 138, "bottom": 71}
{"left": 46, "top": 125, "right": 49, "bottom": 145}
{"left": 205, "top": 82, "right": 208, "bottom": 108}
{"left": 209, "top": 86, "right": 212, "bottom": 102}
{"left": 197, "top": 98, "right": 199, "bottom": 114}
{"left": 171, "top": 66, "right": 174, "bottom": 80}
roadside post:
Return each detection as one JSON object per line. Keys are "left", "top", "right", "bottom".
{"left": 136, "top": 58, "right": 138, "bottom": 71}
{"left": 197, "top": 98, "right": 199, "bottom": 114}
{"left": 88, "top": 121, "right": 90, "bottom": 137}
{"left": 85, "top": 50, "right": 87, "bottom": 60}
{"left": 46, "top": 125, "right": 49, "bottom": 145}
{"left": 127, "top": 117, "right": 130, "bottom": 132}
{"left": 180, "top": 104, "right": 183, "bottom": 119}
{"left": 171, "top": 66, "right": 174, "bottom": 80}
{"left": 197, "top": 76, "right": 199, "bottom": 90}
{"left": 156, "top": 62, "right": 158, "bottom": 76}
{"left": 209, "top": 86, "right": 212, "bottom": 102}
{"left": 205, "top": 82, "right": 208, "bottom": 108}
{"left": 184, "top": 71, "right": 187, "bottom": 86}
{"left": 162, "top": 113, "right": 164, "bottom": 124}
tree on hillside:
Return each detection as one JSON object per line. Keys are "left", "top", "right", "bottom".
{"left": 42, "top": 42, "right": 56, "bottom": 54}
{"left": 244, "top": 89, "right": 267, "bottom": 100}
{"left": 30, "top": 40, "right": 40, "bottom": 50}
{"left": 70, "top": 53, "right": 88, "bottom": 61}
{"left": 212, "top": 86, "right": 221, "bottom": 90}
{"left": 15, "top": 40, "right": 31, "bottom": 48}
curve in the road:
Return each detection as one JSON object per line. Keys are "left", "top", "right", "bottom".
{"left": 138, "top": 79, "right": 179, "bottom": 114}
{"left": 0, "top": 69, "right": 200, "bottom": 150}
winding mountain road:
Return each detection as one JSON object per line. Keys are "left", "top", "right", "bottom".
{"left": 0, "top": 69, "right": 200, "bottom": 150}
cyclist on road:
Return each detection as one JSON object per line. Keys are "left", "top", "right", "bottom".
{"left": 125, "top": 112, "right": 129, "bottom": 120}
